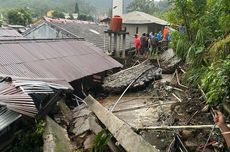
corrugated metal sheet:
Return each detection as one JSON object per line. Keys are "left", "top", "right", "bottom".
{"left": 0, "top": 77, "right": 71, "bottom": 118}
{"left": 0, "top": 39, "right": 122, "bottom": 82}
{"left": 0, "top": 29, "right": 25, "bottom": 40}
{"left": 0, "top": 106, "right": 21, "bottom": 131}
{"left": 23, "top": 21, "right": 135, "bottom": 51}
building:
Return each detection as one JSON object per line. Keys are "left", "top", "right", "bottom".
{"left": 122, "top": 11, "right": 169, "bottom": 36}
{"left": 113, "top": 0, "right": 123, "bottom": 16}
{"left": 23, "top": 18, "right": 134, "bottom": 53}
{"left": 0, "top": 38, "right": 122, "bottom": 91}
{"left": 0, "top": 28, "right": 25, "bottom": 40}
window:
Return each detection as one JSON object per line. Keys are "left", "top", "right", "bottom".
{"left": 136, "top": 27, "right": 139, "bottom": 34}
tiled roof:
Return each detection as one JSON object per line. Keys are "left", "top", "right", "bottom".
{"left": 0, "top": 39, "right": 122, "bottom": 82}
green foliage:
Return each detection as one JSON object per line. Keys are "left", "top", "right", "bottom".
{"left": 10, "top": 120, "right": 45, "bottom": 152}
{"left": 127, "top": 0, "right": 155, "bottom": 14}
{"left": 91, "top": 129, "right": 112, "bottom": 152}
{"left": 52, "top": 10, "right": 65, "bottom": 18}
{"left": 78, "top": 14, "right": 93, "bottom": 21}
{"left": 183, "top": 66, "right": 206, "bottom": 86}
{"left": 75, "top": 2, "right": 79, "bottom": 14}
{"left": 201, "top": 56, "right": 230, "bottom": 104}
{"left": 207, "top": 34, "right": 230, "bottom": 62}
{"left": 169, "top": 31, "right": 180, "bottom": 50}
{"left": 175, "top": 38, "right": 190, "bottom": 59}
{"left": 7, "top": 8, "right": 32, "bottom": 26}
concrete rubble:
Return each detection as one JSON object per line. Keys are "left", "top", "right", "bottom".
{"left": 103, "top": 61, "right": 162, "bottom": 92}
{"left": 43, "top": 116, "right": 73, "bottom": 152}
{"left": 160, "top": 48, "right": 182, "bottom": 74}
{"left": 85, "top": 95, "right": 160, "bottom": 152}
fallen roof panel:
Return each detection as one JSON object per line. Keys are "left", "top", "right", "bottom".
{"left": 0, "top": 106, "right": 22, "bottom": 131}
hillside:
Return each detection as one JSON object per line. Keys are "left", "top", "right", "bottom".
{"left": 0, "top": 0, "right": 134, "bottom": 13}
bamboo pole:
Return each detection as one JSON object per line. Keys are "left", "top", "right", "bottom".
{"left": 138, "top": 124, "right": 230, "bottom": 130}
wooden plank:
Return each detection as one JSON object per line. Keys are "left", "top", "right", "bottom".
{"left": 85, "top": 95, "right": 159, "bottom": 152}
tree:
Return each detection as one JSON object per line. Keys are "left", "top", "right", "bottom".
{"left": 52, "top": 10, "right": 65, "bottom": 19}
{"left": 7, "top": 8, "right": 32, "bottom": 26}
{"left": 75, "top": 2, "right": 79, "bottom": 14}
{"left": 127, "top": 0, "right": 155, "bottom": 14}
{"left": 78, "top": 14, "right": 93, "bottom": 21}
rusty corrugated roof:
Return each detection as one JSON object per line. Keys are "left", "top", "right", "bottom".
{"left": 0, "top": 39, "right": 122, "bottom": 82}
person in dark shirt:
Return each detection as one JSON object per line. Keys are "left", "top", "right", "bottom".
{"left": 140, "top": 33, "right": 146, "bottom": 55}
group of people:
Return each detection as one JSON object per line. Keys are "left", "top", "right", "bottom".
{"left": 134, "top": 26, "right": 171, "bottom": 58}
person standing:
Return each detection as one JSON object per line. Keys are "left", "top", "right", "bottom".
{"left": 157, "top": 31, "right": 162, "bottom": 41}
{"left": 144, "top": 34, "right": 151, "bottom": 58}
{"left": 134, "top": 34, "right": 141, "bottom": 56}
{"left": 140, "top": 33, "right": 146, "bottom": 56}
{"left": 163, "top": 26, "right": 169, "bottom": 41}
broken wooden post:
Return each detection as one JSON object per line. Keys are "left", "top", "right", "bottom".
{"left": 85, "top": 95, "right": 160, "bottom": 152}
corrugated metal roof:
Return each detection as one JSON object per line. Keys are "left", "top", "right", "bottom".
{"left": 122, "top": 11, "right": 168, "bottom": 25}
{"left": 0, "top": 39, "right": 122, "bottom": 82}
{"left": 23, "top": 21, "right": 135, "bottom": 51}
{"left": 0, "top": 29, "right": 25, "bottom": 40}
{"left": 0, "top": 76, "right": 72, "bottom": 118}
{"left": 0, "top": 106, "right": 21, "bottom": 131}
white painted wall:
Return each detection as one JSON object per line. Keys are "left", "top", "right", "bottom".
{"left": 113, "top": 0, "right": 123, "bottom": 16}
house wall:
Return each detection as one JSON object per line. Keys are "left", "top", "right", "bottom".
{"left": 148, "top": 23, "right": 165, "bottom": 34}
{"left": 123, "top": 24, "right": 148, "bottom": 36}
{"left": 123, "top": 23, "right": 165, "bottom": 36}
{"left": 25, "top": 24, "right": 67, "bottom": 39}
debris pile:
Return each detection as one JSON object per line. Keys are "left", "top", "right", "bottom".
{"left": 103, "top": 61, "right": 162, "bottom": 92}
{"left": 160, "top": 48, "right": 182, "bottom": 74}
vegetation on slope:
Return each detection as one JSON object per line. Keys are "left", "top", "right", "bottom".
{"left": 167, "top": 0, "right": 230, "bottom": 107}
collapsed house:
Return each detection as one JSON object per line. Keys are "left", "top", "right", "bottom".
{"left": 0, "top": 76, "right": 72, "bottom": 151}
{"left": 0, "top": 37, "right": 124, "bottom": 151}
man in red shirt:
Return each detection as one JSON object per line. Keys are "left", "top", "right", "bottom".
{"left": 134, "top": 34, "right": 141, "bottom": 56}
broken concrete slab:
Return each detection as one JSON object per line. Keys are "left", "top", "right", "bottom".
{"left": 84, "top": 134, "right": 96, "bottom": 150}
{"left": 102, "top": 95, "right": 177, "bottom": 128}
{"left": 160, "top": 49, "right": 182, "bottom": 74}
{"left": 85, "top": 95, "right": 160, "bottom": 152}
{"left": 43, "top": 116, "right": 73, "bottom": 152}
{"left": 73, "top": 108, "right": 92, "bottom": 119}
{"left": 73, "top": 117, "right": 90, "bottom": 136}
{"left": 57, "top": 100, "right": 73, "bottom": 124}
{"left": 103, "top": 61, "right": 162, "bottom": 92}
{"left": 88, "top": 117, "right": 120, "bottom": 152}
